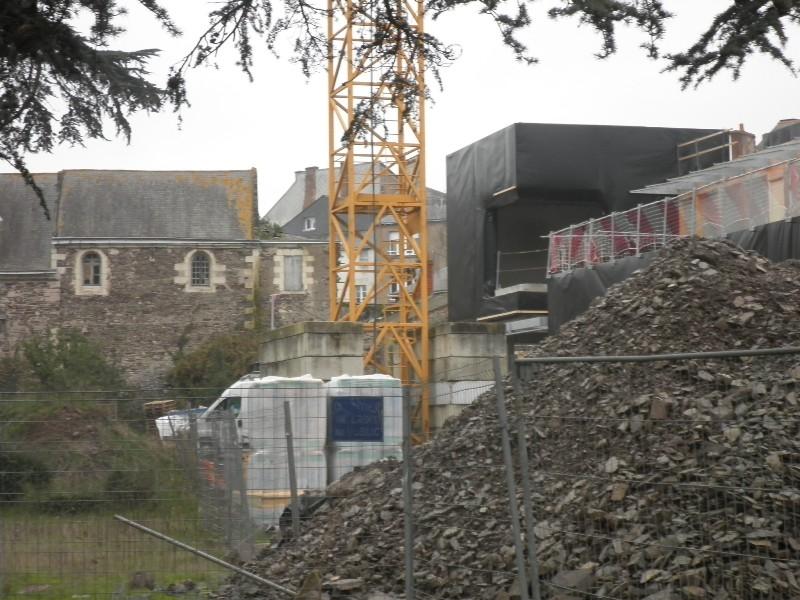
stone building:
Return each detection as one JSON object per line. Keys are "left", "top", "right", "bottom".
{"left": 268, "top": 165, "right": 448, "bottom": 322}
{"left": 0, "top": 169, "right": 328, "bottom": 386}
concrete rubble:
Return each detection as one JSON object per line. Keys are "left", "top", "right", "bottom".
{"left": 215, "top": 239, "right": 800, "bottom": 599}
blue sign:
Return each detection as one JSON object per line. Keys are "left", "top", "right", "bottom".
{"left": 330, "top": 396, "right": 384, "bottom": 442}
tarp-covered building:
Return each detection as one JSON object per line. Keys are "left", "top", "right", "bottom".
{"left": 445, "top": 123, "right": 729, "bottom": 323}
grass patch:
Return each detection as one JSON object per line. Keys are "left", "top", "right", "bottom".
{"left": 0, "top": 512, "right": 229, "bottom": 599}
{"left": 0, "top": 332, "right": 255, "bottom": 598}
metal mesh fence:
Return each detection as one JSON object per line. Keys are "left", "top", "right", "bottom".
{"left": 0, "top": 376, "right": 410, "bottom": 598}
{"left": 515, "top": 348, "right": 800, "bottom": 599}
{"left": 547, "top": 158, "right": 798, "bottom": 275}
{"left": 0, "top": 389, "right": 231, "bottom": 599}
{"left": 4, "top": 348, "right": 797, "bottom": 599}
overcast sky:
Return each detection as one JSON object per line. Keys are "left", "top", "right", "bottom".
{"left": 21, "top": 1, "right": 800, "bottom": 216}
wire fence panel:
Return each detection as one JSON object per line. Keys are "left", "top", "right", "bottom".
{"left": 0, "top": 389, "right": 231, "bottom": 599}
{"left": 515, "top": 348, "right": 800, "bottom": 600}
{"left": 11, "top": 347, "right": 796, "bottom": 599}
{"left": 547, "top": 158, "right": 797, "bottom": 276}
{"left": 0, "top": 377, "right": 416, "bottom": 599}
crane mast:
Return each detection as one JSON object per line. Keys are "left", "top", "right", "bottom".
{"left": 327, "top": 0, "right": 430, "bottom": 436}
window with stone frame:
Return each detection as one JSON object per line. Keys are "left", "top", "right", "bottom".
{"left": 355, "top": 284, "right": 368, "bottom": 303}
{"left": 82, "top": 252, "right": 102, "bottom": 286}
{"left": 191, "top": 251, "right": 211, "bottom": 287}
{"left": 283, "top": 255, "right": 303, "bottom": 291}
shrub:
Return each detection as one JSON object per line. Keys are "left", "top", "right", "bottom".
{"left": 166, "top": 331, "right": 259, "bottom": 398}
{"left": 38, "top": 493, "right": 103, "bottom": 514}
{"left": 0, "top": 451, "right": 51, "bottom": 498}
{"left": 105, "top": 468, "right": 156, "bottom": 505}
{"left": 21, "top": 330, "right": 125, "bottom": 391}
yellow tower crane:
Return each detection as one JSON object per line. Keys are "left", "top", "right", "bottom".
{"left": 327, "top": 0, "right": 430, "bottom": 436}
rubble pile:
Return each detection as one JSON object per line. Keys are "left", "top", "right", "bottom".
{"left": 218, "top": 239, "right": 800, "bottom": 600}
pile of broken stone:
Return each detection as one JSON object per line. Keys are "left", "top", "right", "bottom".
{"left": 216, "top": 239, "right": 800, "bottom": 600}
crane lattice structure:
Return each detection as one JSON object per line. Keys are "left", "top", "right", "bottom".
{"left": 327, "top": 0, "right": 430, "bottom": 436}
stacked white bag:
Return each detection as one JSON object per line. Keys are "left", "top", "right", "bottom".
{"left": 325, "top": 374, "right": 403, "bottom": 481}
{"left": 243, "top": 375, "right": 326, "bottom": 525}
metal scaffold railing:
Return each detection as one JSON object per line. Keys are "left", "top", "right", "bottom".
{"left": 547, "top": 157, "right": 800, "bottom": 276}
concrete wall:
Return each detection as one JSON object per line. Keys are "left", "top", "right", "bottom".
{"left": 260, "top": 321, "right": 363, "bottom": 379}
{"left": 429, "top": 322, "right": 506, "bottom": 429}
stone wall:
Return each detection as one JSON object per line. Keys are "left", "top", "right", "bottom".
{"left": 0, "top": 241, "right": 330, "bottom": 387}
{"left": 0, "top": 274, "right": 60, "bottom": 358}
{"left": 55, "top": 244, "right": 258, "bottom": 385}
{"left": 259, "top": 243, "right": 329, "bottom": 330}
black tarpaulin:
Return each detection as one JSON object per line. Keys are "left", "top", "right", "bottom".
{"left": 727, "top": 219, "right": 800, "bottom": 262}
{"left": 446, "top": 123, "right": 720, "bottom": 322}
{"left": 546, "top": 254, "right": 658, "bottom": 333}
{"left": 762, "top": 122, "right": 800, "bottom": 149}
{"left": 547, "top": 219, "right": 800, "bottom": 332}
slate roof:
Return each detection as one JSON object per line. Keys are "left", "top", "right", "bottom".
{"left": 55, "top": 170, "right": 257, "bottom": 240}
{"left": 0, "top": 173, "right": 59, "bottom": 271}
{"left": 0, "top": 169, "right": 259, "bottom": 272}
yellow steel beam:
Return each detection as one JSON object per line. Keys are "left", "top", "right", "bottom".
{"left": 328, "top": 0, "right": 430, "bottom": 438}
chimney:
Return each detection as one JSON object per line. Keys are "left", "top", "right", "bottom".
{"left": 303, "top": 166, "right": 319, "bottom": 210}
{"left": 730, "top": 125, "right": 756, "bottom": 159}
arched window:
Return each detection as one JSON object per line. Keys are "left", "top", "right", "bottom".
{"left": 191, "top": 251, "right": 211, "bottom": 287}
{"left": 82, "top": 252, "right": 102, "bottom": 286}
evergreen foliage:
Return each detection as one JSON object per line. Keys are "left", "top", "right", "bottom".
{"left": 0, "top": 450, "right": 51, "bottom": 499}
{"left": 3, "top": 1, "right": 800, "bottom": 214}
{"left": 256, "top": 216, "right": 283, "bottom": 239}
{"left": 0, "top": 329, "right": 124, "bottom": 392}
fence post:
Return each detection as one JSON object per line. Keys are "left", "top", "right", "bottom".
{"left": 609, "top": 214, "right": 615, "bottom": 263}
{"left": 220, "top": 415, "right": 235, "bottom": 548}
{"left": 402, "top": 385, "right": 415, "bottom": 600}
{"left": 635, "top": 204, "right": 642, "bottom": 257}
{"left": 224, "top": 412, "right": 253, "bottom": 560}
{"left": 567, "top": 225, "right": 574, "bottom": 269}
{"left": 545, "top": 232, "right": 553, "bottom": 279}
{"left": 511, "top": 365, "right": 541, "bottom": 600}
{"left": 662, "top": 198, "right": 669, "bottom": 247}
{"left": 283, "top": 401, "right": 301, "bottom": 539}
{"left": 188, "top": 413, "right": 199, "bottom": 490}
{"left": 584, "top": 219, "right": 593, "bottom": 267}
{"left": 785, "top": 162, "right": 793, "bottom": 222}
{"left": 493, "top": 356, "right": 529, "bottom": 600}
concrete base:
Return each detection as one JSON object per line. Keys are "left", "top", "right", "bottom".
{"left": 260, "top": 321, "right": 506, "bottom": 430}
{"left": 427, "top": 322, "right": 506, "bottom": 431}
{"left": 430, "top": 322, "right": 506, "bottom": 381}
{"left": 260, "top": 321, "right": 364, "bottom": 379}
